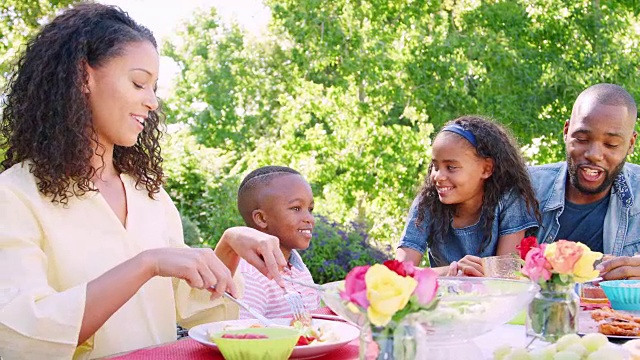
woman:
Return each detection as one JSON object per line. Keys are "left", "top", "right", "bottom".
{"left": 0, "top": 4, "right": 286, "bottom": 359}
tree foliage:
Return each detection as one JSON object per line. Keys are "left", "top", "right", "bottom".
{"left": 164, "top": 6, "right": 433, "bottom": 244}
{"left": 164, "top": 0, "right": 640, "bottom": 249}
{"left": 0, "top": 1, "right": 78, "bottom": 163}
{"left": 266, "top": 0, "right": 640, "bottom": 163}
{"left": 1, "top": 0, "right": 78, "bottom": 89}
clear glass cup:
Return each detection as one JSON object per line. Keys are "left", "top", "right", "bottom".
{"left": 481, "top": 255, "right": 522, "bottom": 279}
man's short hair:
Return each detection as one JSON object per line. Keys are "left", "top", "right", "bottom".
{"left": 576, "top": 83, "right": 637, "bottom": 121}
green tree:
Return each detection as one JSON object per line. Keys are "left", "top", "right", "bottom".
{"left": 163, "top": 0, "right": 640, "bottom": 247}
{"left": 268, "top": 0, "right": 640, "bottom": 163}
{"left": 161, "top": 127, "right": 245, "bottom": 245}
{"left": 164, "top": 6, "right": 434, "bottom": 243}
{"left": 1, "top": 0, "right": 78, "bottom": 88}
{"left": 1, "top": 0, "right": 79, "bottom": 164}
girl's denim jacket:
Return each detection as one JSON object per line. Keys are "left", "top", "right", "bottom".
{"left": 530, "top": 162, "right": 640, "bottom": 256}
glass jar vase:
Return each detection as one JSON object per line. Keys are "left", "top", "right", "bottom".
{"left": 359, "top": 320, "right": 418, "bottom": 360}
{"left": 526, "top": 283, "right": 579, "bottom": 342}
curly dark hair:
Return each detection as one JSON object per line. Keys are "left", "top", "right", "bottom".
{"left": 415, "top": 115, "right": 541, "bottom": 262}
{"left": 0, "top": 3, "right": 165, "bottom": 203}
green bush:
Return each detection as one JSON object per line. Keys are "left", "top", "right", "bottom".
{"left": 300, "top": 215, "right": 393, "bottom": 284}
{"left": 181, "top": 214, "right": 203, "bottom": 246}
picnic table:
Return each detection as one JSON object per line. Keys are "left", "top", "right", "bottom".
{"left": 105, "top": 306, "right": 620, "bottom": 360}
{"left": 105, "top": 323, "right": 532, "bottom": 360}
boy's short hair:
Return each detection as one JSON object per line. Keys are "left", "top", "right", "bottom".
{"left": 237, "top": 166, "right": 301, "bottom": 226}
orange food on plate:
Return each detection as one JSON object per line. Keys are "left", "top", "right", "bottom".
{"left": 591, "top": 306, "right": 640, "bottom": 337}
{"left": 591, "top": 306, "right": 640, "bottom": 323}
{"left": 599, "top": 321, "right": 640, "bottom": 337}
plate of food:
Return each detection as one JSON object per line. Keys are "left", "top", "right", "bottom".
{"left": 188, "top": 318, "right": 360, "bottom": 359}
{"left": 579, "top": 307, "right": 640, "bottom": 340}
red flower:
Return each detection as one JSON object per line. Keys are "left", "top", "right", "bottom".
{"left": 516, "top": 236, "right": 539, "bottom": 260}
{"left": 383, "top": 260, "right": 407, "bottom": 277}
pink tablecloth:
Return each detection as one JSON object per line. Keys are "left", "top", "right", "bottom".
{"left": 107, "top": 307, "right": 360, "bottom": 360}
{"left": 107, "top": 338, "right": 360, "bottom": 360}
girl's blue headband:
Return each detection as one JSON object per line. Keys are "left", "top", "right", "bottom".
{"left": 441, "top": 124, "right": 477, "bottom": 147}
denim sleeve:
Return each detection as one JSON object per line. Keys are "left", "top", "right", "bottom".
{"left": 397, "top": 196, "right": 429, "bottom": 255}
{"left": 498, "top": 188, "right": 539, "bottom": 236}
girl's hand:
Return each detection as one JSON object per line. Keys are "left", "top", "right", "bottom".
{"left": 215, "top": 227, "right": 288, "bottom": 287}
{"left": 142, "top": 247, "right": 237, "bottom": 298}
{"left": 447, "top": 255, "right": 484, "bottom": 277}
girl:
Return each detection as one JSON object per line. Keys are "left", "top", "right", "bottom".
{"left": 0, "top": 4, "right": 286, "bottom": 359}
{"left": 396, "top": 115, "right": 540, "bottom": 276}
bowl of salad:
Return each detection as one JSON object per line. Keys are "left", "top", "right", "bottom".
{"left": 321, "top": 276, "right": 538, "bottom": 343}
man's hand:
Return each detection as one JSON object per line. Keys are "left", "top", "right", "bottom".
{"left": 598, "top": 256, "right": 640, "bottom": 280}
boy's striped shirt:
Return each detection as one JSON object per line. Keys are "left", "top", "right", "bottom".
{"left": 238, "top": 250, "right": 320, "bottom": 319}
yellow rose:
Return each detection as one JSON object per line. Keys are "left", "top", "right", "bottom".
{"left": 544, "top": 242, "right": 557, "bottom": 258}
{"left": 365, "top": 264, "right": 417, "bottom": 326}
{"left": 572, "top": 242, "right": 603, "bottom": 282}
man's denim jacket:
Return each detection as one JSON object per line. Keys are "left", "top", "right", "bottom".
{"left": 529, "top": 162, "right": 640, "bottom": 256}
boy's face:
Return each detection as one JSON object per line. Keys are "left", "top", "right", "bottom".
{"left": 256, "top": 174, "right": 315, "bottom": 251}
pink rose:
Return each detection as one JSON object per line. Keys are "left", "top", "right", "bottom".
{"left": 522, "top": 245, "right": 552, "bottom": 282}
{"left": 548, "top": 240, "right": 584, "bottom": 274}
{"left": 516, "top": 236, "right": 539, "bottom": 260}
{"left": 412, "top": 267, "right": 438, "bottom": 305}
{"left": 340, "top": 265, "right": 370, "bottom": 308}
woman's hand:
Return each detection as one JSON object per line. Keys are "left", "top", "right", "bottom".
{"left": 142, "top": 247, "right": 237, "bottom": 298}
{"left": 80, "top": 247, "right": 236, "bottom": 345}
{"left": 447, "top": 255, "right": 484, "bottom": 277}
{"left": 215, "top": 226, "right": 288, "bottom": 287}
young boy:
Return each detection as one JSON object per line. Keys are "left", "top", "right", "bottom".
{"left": 236, "top": 166, "right": 320, "bottom": 318}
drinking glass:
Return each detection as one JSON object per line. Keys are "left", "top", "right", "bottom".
{"left": 481, "top": 255, "right": 522, "bottom": 279}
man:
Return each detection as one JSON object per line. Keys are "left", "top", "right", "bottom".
{"left": 530, "top": 83, "right": 640, "bottom": 280}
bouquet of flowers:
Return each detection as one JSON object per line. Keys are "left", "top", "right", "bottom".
{"left": 517, "top": 236, "right": 603, "bottom": 341}
{"left": 517, "top": 236, "right": 603, "bottom": 288}
{"left": 339, "top": 260, "right": 439, "bottom": 359}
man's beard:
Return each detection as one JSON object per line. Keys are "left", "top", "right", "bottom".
{"left": 566, "top": 155, "right": 625, "bottom": 195}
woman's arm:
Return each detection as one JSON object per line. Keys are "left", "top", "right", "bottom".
{"left": 79, "top": 253, "right": 154, "bottom": 344}
{"left": 80, "top": 247, "right": 235, "bottom": 345}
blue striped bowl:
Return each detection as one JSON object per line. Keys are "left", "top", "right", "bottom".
{"left": 600, "top": 280, "right": 640, "bottom": 311}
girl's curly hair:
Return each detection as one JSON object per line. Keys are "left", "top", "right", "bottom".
{"left": 415, "top": 115, "right": 541, "bottom": 263}
{"left": 0, "top": 3, "right": 165, "bottom": 203}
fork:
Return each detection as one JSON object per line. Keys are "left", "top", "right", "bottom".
{"left": 283, "top": 287, "right": 312, "bottom": 324}
{"left": 212, "top": 287, "right": 285, "bottom": 328}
